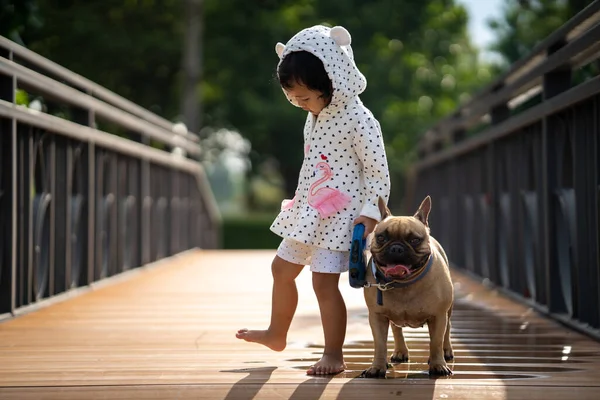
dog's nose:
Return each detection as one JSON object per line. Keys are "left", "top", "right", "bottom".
{"left": 389, "top": 244, "right": 405, "bottom": 255}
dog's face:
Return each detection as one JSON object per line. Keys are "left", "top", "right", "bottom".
{"left": 370, "top": 196, "right": 433, "bottom": 279}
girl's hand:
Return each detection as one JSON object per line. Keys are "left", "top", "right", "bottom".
{"left": 353, "top": 216, "right": 378, "bottom": 238}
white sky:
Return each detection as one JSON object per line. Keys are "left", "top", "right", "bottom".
{"left": 456, "top": 0, "right": 505, "bottom": 61}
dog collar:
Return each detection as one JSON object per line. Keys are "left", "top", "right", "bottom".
{"left": 368, "top": 252, "right": 435, "bottom": 306}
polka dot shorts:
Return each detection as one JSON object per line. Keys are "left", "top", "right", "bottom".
{"left": 277, "top": 238, "right": 350, "bottom": 274}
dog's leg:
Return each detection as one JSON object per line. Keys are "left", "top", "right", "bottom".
{"left": 361, "top": 312, "right": 389, "bottom": 378}
{"left": 390, "top": 324, "right": 409, "bottom": 363}
{"left": 427, "top": 313, "right": 452, "bottom": 376}
{"left": 443, "top": 307, "right": 454, "bottom": 361}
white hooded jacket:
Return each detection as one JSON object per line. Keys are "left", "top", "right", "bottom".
{"left": 270, "top": 25, "right": 391, "bottom": 252}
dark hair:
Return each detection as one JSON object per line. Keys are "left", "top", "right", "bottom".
{"left": 278, "top": 51, "right": 333, "bottom": 101}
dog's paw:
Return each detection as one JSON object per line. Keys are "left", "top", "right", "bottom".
{"left": 444, "top": 351, "right": 454, "bottom": 362}
{"left": 428, "top": 361, "right": 453, "bottom": 376}
{"left": 390, "top": 353, "right": 409, "bottom": 363}
{"left": 360, "top": 366, "right": 387, "bottom": 378}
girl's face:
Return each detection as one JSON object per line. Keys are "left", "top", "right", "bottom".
{"left": 284, "top": 82, "right": 330, "bottom": 115}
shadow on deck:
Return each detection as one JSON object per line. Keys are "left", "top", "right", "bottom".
{"left": 1, "top": 250, "right": 599, "bottom": 399}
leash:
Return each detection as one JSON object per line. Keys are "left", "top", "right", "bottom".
{"left": 349, "top": 223, "right": 367, "bottom": 288}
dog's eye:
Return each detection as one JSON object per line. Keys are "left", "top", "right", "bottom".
{"left": 376, "top": 234, "right": 386, "bottom": 244}
{"left": 409, "top": 238, "right": 422, "bottom": 246}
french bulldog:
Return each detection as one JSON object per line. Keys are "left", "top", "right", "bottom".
{"left": 361, "top": 195, "right": 454, "bottom": 377}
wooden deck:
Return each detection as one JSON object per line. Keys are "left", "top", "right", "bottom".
{"left": 1, "top": 250, "right": 599, "bottom": 399}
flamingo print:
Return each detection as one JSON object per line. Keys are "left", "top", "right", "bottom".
{"left": 308, "top": 161, "right": 351, "bottom": 218}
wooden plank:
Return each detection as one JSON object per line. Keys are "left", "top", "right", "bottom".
{"left": 1, "top": 384, "right": 600, "bottom": 400}
{"left": 0, "top": 250, "right": 599, "bottom": 399}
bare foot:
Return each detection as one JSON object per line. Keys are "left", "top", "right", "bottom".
{"left": 235, "top": 329, "right": 286, "bottom": 352}
{"left": 306, "top": 354, "right": 346, "bottom": 375}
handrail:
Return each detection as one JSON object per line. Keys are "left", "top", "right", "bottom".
{"left": 419, "top": 0, "right": 600, "bottom": 155}
{"left": 0, "top": 99, "right": 199, "bottom": 171}
{"left": 415, "top": 73, "right": 600, "bottom": 169}
{"left": 0, "top": 59, "right": 201, "bottom": 157}
{"left": 0, "top": 36, "right": 199, "bottom": 143}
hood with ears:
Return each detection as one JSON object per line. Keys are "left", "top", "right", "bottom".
{"left": 275, "top": 25, "right": 367, "bottom": 111}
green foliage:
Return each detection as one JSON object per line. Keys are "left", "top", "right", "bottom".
{"left": 15, "top": 89, "right": 29, "bottom": 106}
{"left": 221, "top": 213, "right": 280, "bottom": 249}
{"left": 20, "top": 0, "right": 186, "bottom": 119}
{"left": 0, "top": 0, "right": 41, "bottom": 43}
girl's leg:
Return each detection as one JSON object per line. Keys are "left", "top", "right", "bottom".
{"left": 307, "top": 271, "right": 347, "bottom": 375}
{"left": 236, "top": 255, "right": 304, "bottom": 351}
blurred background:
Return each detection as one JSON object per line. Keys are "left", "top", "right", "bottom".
{"left": 1, "top": 0, "right": 594, "bottom": 248}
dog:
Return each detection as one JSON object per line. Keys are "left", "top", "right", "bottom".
{"left": 361, "top": 195, "right": 454, "bottom": 377}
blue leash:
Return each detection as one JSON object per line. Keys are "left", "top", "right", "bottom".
{"left": 348, "top": 223, "right": 367, "bottom": 289}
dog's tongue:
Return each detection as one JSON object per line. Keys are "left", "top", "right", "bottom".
{"left": 384, "top": 264, "right": 411, "bottom": 278}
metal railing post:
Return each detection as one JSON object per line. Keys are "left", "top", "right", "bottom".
{"left": 72, "top": 102, "right": 96, "bottom": 286}
{"left": 0, "top": 47, "right": 15, "bottom": 315}
{"left": 542, "top": 39, "right": 573, "bottom": 315}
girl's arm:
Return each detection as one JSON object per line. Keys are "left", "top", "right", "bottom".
{"left": 352, "top": 113, "right": 391, "bottom": 222}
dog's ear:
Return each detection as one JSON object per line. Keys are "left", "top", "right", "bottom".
{"left": 378, "top": 196, "right": 391, "bottom": 220}
{"left": 414, "top": 196, "right": 432, "bottom": 227}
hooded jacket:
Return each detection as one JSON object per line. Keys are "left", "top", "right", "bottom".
{"left": 270, "top": 25, "right": 390, "bottom": 252}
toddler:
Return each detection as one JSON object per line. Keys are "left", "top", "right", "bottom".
{"left": 236, "top": 25, "right": 391, "bottom": 375}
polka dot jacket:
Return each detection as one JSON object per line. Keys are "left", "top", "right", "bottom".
{"left": 270, "top": 25, "right": 391, "bottom": 252}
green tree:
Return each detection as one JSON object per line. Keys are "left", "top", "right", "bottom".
{"left": 21, "top": 0, "right": 186, "bottom": 119}
{"left": 0, "top": 0, "right": 40, "bottom": 44}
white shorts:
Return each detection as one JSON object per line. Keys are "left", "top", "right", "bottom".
{"left": 277, "top": 239, "right": 350, "bottom": 274}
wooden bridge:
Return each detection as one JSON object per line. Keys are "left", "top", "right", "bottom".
{"left": 2, "top": 2, "right": 600, "bottom": 399}
{"left": 1, "top": 250, "right": 600, "bottom": 399}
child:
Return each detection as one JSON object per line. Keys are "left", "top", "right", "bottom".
{"left": 236, "top": 25, "right": 390, "bottom": 375}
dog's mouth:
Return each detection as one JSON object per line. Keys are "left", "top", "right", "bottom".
{"left": 380, "top": 264, "right": 411, "bottom": 278}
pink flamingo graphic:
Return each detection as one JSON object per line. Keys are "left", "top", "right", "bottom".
{"left": 308, "top": 161, "right": 351, "bottom": 218}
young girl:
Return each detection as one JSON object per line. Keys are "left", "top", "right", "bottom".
{"left": 236, "top": 25, "right": 390, "bottom": 375}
